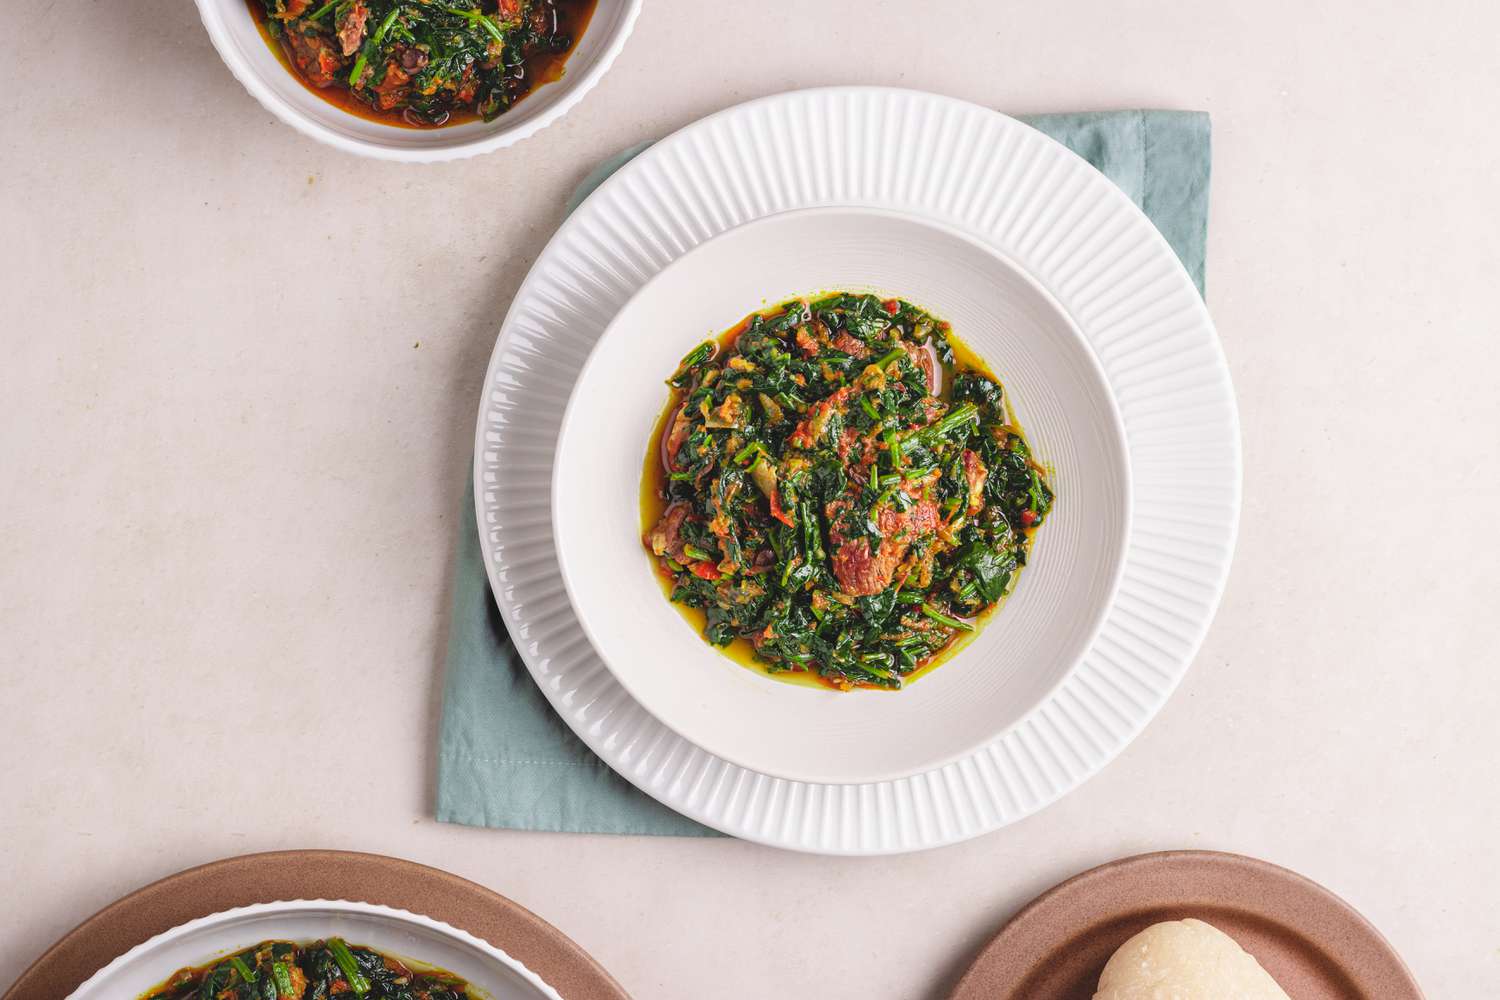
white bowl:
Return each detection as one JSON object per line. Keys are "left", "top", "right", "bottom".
{"left": 67, "top": 900, "right": 563, "bottom": 1000}
{"left": 553, "top": 206, "right": 1131, "bottom": 785}
{"left": 193, "top": 0, "right": 641, "bottom": 162}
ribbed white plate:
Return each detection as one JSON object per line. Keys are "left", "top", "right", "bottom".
{"left": 473, "top": 87, "right": 1240, "bottom": 853}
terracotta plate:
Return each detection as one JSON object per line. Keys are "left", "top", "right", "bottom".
{"left": 3, "top": 850, "right": 630, "bottom": 1000}
{"left": 949, "top": 851, "right": 1423, "bottom": 1000}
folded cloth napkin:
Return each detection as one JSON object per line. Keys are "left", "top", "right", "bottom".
{"left": 436, "top": 109, "right": 1211, "bottom": 836}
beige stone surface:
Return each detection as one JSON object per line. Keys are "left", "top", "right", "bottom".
{"left": 2, "top": 1, "right": 1497, "bottom": 997}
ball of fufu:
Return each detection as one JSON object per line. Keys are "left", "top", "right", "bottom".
{"left": 1093, "top": 918, "right": 1291, "bottom": 1000}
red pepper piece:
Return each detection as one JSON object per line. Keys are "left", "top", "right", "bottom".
{"left": 768, "top": 490, "right": 796, "bottom": 528}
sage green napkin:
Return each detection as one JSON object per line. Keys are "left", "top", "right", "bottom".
{"left": 436, "top": 109, "right": 1211, "bottom": 836}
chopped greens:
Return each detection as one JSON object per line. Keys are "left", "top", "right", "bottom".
{"left": 257, "top": 0, "right": 586, "bottom": 124}
{"left": 642, "top": 293, "right": 1053, "bottom": 691}
{"left": 140, "top": 939, "right": 471, "bottom": 1000}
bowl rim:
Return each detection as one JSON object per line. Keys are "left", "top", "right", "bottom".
{"left": 65, "top": 898, "right": 565, "bottom": 1000}
{"left": 191, "top": 0, "right": 643, "bottom": 163}
{"left": 550, "top": 202, "right": 1133, "bottom": 785}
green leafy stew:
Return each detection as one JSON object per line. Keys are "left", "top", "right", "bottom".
{"left": 141, "top": 939, "right": 473, "bottom": 1000}
{"left": 249, "top": 0, "right": 594, "bottom": 127}
{"left": 641, "top": 293, "right": 1054, "bottom": 691}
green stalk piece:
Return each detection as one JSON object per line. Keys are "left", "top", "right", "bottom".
{"left": 229, "top": 955, "right": 258, "bottom": 984}
{"left": 328, "top": 938, "right": 372, "bottom": 996}
{"left": 270, "top": 961, "right": 294, "bottom": 998}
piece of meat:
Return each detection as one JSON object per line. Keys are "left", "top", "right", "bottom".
{"left": 282, "top": 27, "right": 342, "bottom": 88}
{"left": 646, "top": 502, "right": 690, "bottom": 561}
{"left": 828, "top": 497, "right": 940, "bottom": 596}
{"left": 900, "top": 340, "right": 938, "bottom": 393}
{"left": 794, "top": 326, "right": 821, "bottom": 358}
{"left": 372, "top": 61, "right": 412, "bottom": 109}
{"left": 336, "top": 0, "right": 370, "bottom": 56}
{"left": 662, "top": 404, "right": 691, "bottom": 471}
{"left": 281, "top": 0, "right": 311, "bottom": 17}
{"left": 961, "top": 449, "right": 988, "bottom": 515}
{"left": 830, "top": 537, "right": 888, "bottom": 596}
{"left": 832, "top": 331, "right": 870, "bottom": 359}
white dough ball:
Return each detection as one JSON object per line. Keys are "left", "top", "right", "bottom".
{"left": 1093, "top": 918, "right": 1291, "bottom": 1000}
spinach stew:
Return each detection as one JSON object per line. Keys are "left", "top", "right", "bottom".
{"left": 141, "top": 938, "right": 472, "bottom": 1000}
{"left": 249, "top": 0, "right": 594, "bottom": 127}
{"left": 642, "top": 293, "right": 1053, "bottom": 691}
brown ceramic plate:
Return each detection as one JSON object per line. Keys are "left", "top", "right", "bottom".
{"left": 949, "top": 850, "right": 1423, "bottom": 1000}
{"left": 3, "top": 850, "right": 630, "bottom": 1000}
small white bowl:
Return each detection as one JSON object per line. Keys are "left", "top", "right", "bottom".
{"left": 553, "top": 206, "right": 1131, "bottom": 786}
{"left": 67, "top": 900, "right": 563, "bottom": 1000}
{"left": 193, "top": 0, "right": 641, "bottom": 162}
